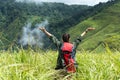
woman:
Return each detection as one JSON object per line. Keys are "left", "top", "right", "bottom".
{"left": 39, "top": 27, "right": 95, "bottom": 71}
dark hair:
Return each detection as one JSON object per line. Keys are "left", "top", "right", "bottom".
{"left": 62, "top": 33, "right": 70, "bottom": 42}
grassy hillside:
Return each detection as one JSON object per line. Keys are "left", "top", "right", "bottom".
{"left": 0, "top": 49, "right": 120, "bottom": 80}
{"left": 68, "top": 1, "right": 120, "bottom": 52}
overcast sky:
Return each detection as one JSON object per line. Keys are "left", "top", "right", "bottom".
{"left": 16, "top": 0, "right": 109, "bottom": 6}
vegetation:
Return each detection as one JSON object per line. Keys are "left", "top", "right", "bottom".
{"left": 1, "top": 0, "right": 118, "bottom": 51}
{"left": 0, "top": 0, "right": 120, "bottom": 80}
{"left": 0, "top": 0, "right": 90, "bottom": 50}
{"left": 68, "top": 0, "right": 120, "bottom": 52}
{"left": 0, "top": 49, "right": 120, "bottom": 80}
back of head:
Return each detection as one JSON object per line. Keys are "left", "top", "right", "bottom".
{"left": 62, "top": 33, "right": 70, "bottom": 42}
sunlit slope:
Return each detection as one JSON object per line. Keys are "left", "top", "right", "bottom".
{"left": 68, "top": 1, "right": 120, "bottom": 51}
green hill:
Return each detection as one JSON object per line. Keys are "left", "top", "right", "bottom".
{"left": 0, "top": 0, "right": 90, "bottom": 50}
{"left": 0, "top": 0, "right": 120, "bottom": 52}
{"left": 68, "top": 0, "right": 120, "bottom": 52}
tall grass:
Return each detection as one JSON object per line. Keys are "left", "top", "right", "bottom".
{"left": 0, "top": 49, "right": 120, "bottom": 80}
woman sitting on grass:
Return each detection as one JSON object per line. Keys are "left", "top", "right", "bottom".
{"left": 39, "top": 27, "right": 95, "bottom": 73}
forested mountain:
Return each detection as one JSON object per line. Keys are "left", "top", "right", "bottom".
{"left": 0, "top": 0, "right": 90, "bottom": 50}
{"left": 68, "top": 0, "right": 120, "bottom": 52}
{"left": 0, "top": 0, "right": 119, "bottom": 51}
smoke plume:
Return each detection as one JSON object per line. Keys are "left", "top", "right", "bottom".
{"left": 19, "top": 20, "right": 49, "bottom": 48}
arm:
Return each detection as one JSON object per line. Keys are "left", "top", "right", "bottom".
{"left": 39, "top": 27, "right": 61, "bottom": 48}
{"left": 81, "top": 27, "right": 95, "bottom": 37}
{"left": 73, "top": 27, "right": 95, "bottom": 49}
{"left": 39, "top": 27, "right": 52, "bottom": 38}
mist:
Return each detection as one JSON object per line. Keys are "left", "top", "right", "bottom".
{"left": 19, "top": 20, "right": 49, "bottom": 48}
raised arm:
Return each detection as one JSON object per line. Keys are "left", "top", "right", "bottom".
{"left": 39, "top": 27, "right": 52, "bottom": 38}
{"left": 81, "top": 27, "right": 95, "bottom": 37}
{"left": 73, "top": 27, "right": 95, "bottom": 49}
{"left": 39, "top": 27, "right": 61, "bottom": 48}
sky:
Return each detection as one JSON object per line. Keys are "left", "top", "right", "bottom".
{"left": 16, "top": 0, "right": 109, "bottom": 6}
